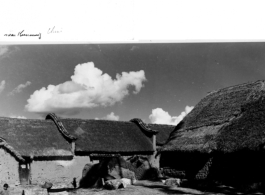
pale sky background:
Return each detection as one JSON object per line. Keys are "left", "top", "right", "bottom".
{"left": 1, "top": 43, "right": 265, "bottom": 125}
{"left": 1, "top": 1, "right": 265, "bottom": 125}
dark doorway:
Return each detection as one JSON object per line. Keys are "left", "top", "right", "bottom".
{"left": 19, "top": 163, "right": 31, "bottom": 185}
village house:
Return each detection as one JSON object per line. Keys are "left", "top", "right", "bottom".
{"left": 0, "top": 114, "right": 76, "bottom": 186}
{"left": 0, "top": 113, "right": 174, "bottom": 186}
{"left": 160, "top": 80, "right": 265, "bottom": 186}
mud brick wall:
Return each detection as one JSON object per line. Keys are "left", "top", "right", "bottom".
{"left": 31, "top": 156, "right": 94, "bottom": 185}
{"left": 0, "top": 148, "right": 20, "bottom": 185}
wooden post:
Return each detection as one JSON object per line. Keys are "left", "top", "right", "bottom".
{"left": 149, "top": 134, "right": 156, "bottom": 166}
{"left": 152, "top": 134, "right": 156, "bottom": 151}
{"left": 71, "top": 141, "right": 75, "bottom": 155}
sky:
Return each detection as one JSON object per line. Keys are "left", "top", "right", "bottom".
{"left": 1, "top": 43, "right": 265, "bottom": 124}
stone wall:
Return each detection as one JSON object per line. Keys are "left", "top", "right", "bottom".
{"left": 0, "top": 148, "right": 20, "bottom": 185}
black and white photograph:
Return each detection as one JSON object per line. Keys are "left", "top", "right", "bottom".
{"left": 1, "top": 1, "right": 265, "bottom": 195}
{"left": 1, "top": 43, "right": 265, "bottom": 194}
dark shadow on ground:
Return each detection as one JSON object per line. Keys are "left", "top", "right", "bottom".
{"left": 196, "top": 185, "right": 265, "bottom": 195}
{"left": 133, "top": 180, "right": 265, "bottom": 195}
{"left": 133, "top": 180, "right": 203, "bottom": 194}
{"left": 48, "top": 188, "right": 78, "bottom": 193}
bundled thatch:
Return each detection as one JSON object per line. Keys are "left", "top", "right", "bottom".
{"left": 161, "top": 80, "right": 265, "bottom": 153}
{"left": 0, "top": 113, "right": 173, "bottom": 160}
{"left": 60, "top": 118, "right": 155, "bottom": 155}
{"left": 0, "top": 138, "right": 25, "bottom": 162}
{"left": 147, "top": 124, "right": 175, "bottom": 146}
{"left": 0, "top": 117, "right": 72, "bottom": 159}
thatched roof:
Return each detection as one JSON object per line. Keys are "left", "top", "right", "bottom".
{"left": 60, "top": 118, "right": 155, "bottom": 155}
{"left": 0, "top": 117, "right": 72, "bottom": 158}
{"left": 147, "top": 124, "right": 175, "bottom": 146}
{"left": 46, "top": 113, "right": 77, "bottom": 141}
{"left": 130, "top": 118, "right": 158, "bottom": 134}
{"left": 161, "top": 80, "right": 265, "bottom": 153}
{"left": 0, "top": 137, "right": 25, "bottom": 162}
{"left": 0, "top": 113, "right": 174, "bottom": 159}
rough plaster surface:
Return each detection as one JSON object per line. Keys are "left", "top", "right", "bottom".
{"left": 11, "top": 185, "right": 47, "bottom": 195}
{"left": 0, "top": 150, "right": 159, "bottom": 188}
{"left": 0, "top": 148, "right": 20, "bottom": 185}
{"left": 31, "top": 156, "right": 93, "bottom": 186}
{"left": 152, "top": 152, "right": 160, "bottom": 168}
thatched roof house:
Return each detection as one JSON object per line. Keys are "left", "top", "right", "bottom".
{"left": 160, "top": 80, "right": 265, "bottom": 184}
{"left": 0, "top": 114, "right": 161, "bottom": 160}
{"left": 0, "top": 114, "right": 162, "bottom": 185}
{"left": 0, "top": 112, "right": 174, "bottom": 161}
{"left": 0, "top": 112, "right": 175, "bottom": 185}
{"left": 0, "top": 116, "right": 75, "bottom": 185}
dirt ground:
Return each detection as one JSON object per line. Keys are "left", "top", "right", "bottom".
{"left": 68, "top": 182, "right": 203, "bottom": 195}
{"left": 69, "top": 185, "right": 201, "bottom": 195}
{"left": 10, "top": 180, "right": 265, "bottom": 195}
{"left": 66, "top": 181, "right": 265, "bottom": 195}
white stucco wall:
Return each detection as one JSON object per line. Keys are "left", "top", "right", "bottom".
{"left": 0, "top": 148, "right": 20, "bottom": 185}
{"left": 31, "top": 156, "right": 96, "bottom": 186}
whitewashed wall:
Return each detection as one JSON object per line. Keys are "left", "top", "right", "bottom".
{"left": 31, "top": 156, "right": 96, "bottom": 186}
{"left": 0, "top": 148, "right": 20, "bottom": 185}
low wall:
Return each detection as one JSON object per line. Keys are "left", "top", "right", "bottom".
{"left": 31, "top": 156, "right": 97, "bottom": 186}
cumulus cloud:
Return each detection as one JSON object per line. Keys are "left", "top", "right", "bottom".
{"left": 9, "top": 115, "right": 27, "bottom": 119}
{"left": 8, "top": 81, "right": 31, "bottom": 96}
{"left": 0, "top": 80, "right": 6, "bottom": 93}
{"left": 25, "top": 62, "right": 146, "bottom": 116}
{"left": 149, "top": 106, "right": 194, "bottom": 125}
{"left": 102, "top": 112, "right": 120, "bottom": 121}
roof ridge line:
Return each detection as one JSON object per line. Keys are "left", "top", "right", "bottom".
{"left": 130, "top": 118, "right": 158, "bottom": 134}
{"left": 184, "top": 119, "right": 232, "bottom": 131}
{"left": 206, "top": 80, "right": 265, "bottom": 96}
{"left": 147, "top": 123, "right": 176, "bottom": 127}
{"left": 0, "top": 138, "right": 25, "bottom": 162}
{"left": 45, "top": 113, "right": 77, "bottom": 141}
